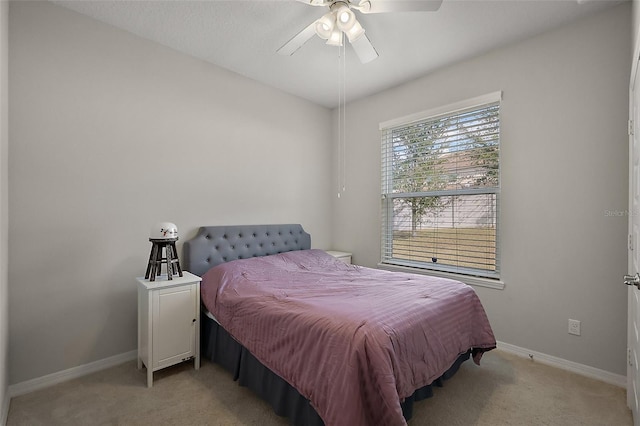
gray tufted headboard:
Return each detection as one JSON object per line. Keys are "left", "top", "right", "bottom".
{"left": 182, "top": 224, "right": 311, "bottom": 277}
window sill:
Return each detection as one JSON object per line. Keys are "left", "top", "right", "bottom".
{"left": 377, "top": 263, "right": 505, "bottom": 290}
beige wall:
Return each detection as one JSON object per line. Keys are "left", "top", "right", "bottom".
{"left": 331, "top": 3, "right": 631, "bottom": 375}
{"left": 8, "top": 1, "right": 332, "bottom": 384}
{"left": 6, "top": 0, "right": 634, "bottom": 387}
{"left": 0, "top": 0, "right": 8, "bottom": 419}
{"left": 635, "top": 1, "right": 640, "bottom": 57}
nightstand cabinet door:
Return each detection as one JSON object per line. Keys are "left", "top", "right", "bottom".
{"left": 137, "top": 271, "right": 201, "bottom": 387}
{"left": 153, "top": 284, "right": 197, "bottom": 370}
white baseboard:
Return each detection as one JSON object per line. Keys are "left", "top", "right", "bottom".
{"left": 3, "top": 342, "right": 628, "bottom": 411}
{"left": 8, "top": 350, "right": 137, "bottom": 398}
{"left": 497, "top": 341, "right": 627, "bottom": 388}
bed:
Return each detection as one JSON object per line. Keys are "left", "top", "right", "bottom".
{"left": 183, "top": 224, "right": 496, "bottom": 426}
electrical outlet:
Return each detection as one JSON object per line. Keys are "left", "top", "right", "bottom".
{"left": 568, "top": 319, "right": 581, "bottom": 336}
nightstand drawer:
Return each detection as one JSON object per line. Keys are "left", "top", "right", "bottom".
{"left": 326, "top": 250, "right": 352, "bottom": 265}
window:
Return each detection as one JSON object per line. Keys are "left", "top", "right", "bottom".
{"left": 380, "top": 92, "right": 501, "bottom": 279}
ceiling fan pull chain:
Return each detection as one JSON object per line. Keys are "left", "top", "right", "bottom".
{"left": 337, "top": 43, "right": 347, "bottom": 198}
{"left": 342, "top": 42, "right": 347, "bottom": 194}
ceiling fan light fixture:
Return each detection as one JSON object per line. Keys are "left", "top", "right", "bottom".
{"left": 335, "top": 5, "right": 356, "bottom": 31}
{"left": 353, "top": 0, "right": 372, "bottom": 13}
{"left": 344, "top": 20, "right": 365, "bottom": 42}
{"left": 326, "top": 26, "right": 344, "bottom": 46}
{"left": 315, "top": 13, "right": 335, "bottom": 40}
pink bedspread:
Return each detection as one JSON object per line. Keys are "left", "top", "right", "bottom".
{"left": 200, "top": 249, "right": 495, "bottom": 426}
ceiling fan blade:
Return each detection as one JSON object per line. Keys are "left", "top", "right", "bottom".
{"left": 358, "top": 0, "right": 443, "bottom": 14}
{"left": 277, "top": 21, "right": 317, "bottom": 56}
{"left": 350, "top": 34, "right": 378, "bottom": 64}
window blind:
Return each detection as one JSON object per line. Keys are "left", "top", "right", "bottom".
{"left": 380, "top": 94, "right": 501, "bottom": 279}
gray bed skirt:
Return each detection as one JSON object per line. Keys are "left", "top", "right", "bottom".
{"left": 201, "top": 312, "right": 471, "bottom": 426}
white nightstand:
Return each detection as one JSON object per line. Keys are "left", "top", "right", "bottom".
{"left": 136, "top": 271, "right": 201, "bottom": 387}
{"left": 326, "top": 250, "right": 352, "bottom": 265}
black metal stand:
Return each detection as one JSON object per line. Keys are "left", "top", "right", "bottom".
{"left": 145, "top": 238, "right": 183, "bottom": 281}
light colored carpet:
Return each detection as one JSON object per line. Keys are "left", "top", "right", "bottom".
{"left": 6, "top": 349, "right": 632, "bottom": 425}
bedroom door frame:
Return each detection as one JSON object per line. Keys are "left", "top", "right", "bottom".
{"left": 628, "top": 44, "right": 640, "bottom": 426}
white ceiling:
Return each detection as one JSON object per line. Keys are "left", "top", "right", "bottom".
{"left": 51, "top": 0, "right": 623, "bottom": 108}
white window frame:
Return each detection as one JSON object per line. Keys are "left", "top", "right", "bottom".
{"left": 379, "top": 92, "right": 503, "bottom": 286}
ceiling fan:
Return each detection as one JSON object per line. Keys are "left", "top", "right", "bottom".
{"left": 277, "top": 0, "right": 443, "bottom": 64}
